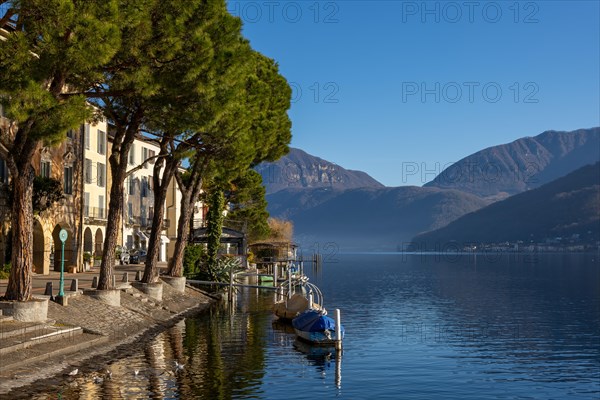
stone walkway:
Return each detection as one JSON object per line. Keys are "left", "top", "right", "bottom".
{"left": 0, "top": 276, "right": 215, "bottom": 396}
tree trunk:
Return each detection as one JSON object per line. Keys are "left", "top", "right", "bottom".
{"left": 97, "top": 168, "right": 125, "bottom": 290}
{"left": 4, "top": 167, "right": 35, "bottom": 301}
{"left": 166, "top": 188, "right": 192, "bottom": 277}
{"left": 97, "top": 109, "right": 141, "bottom": 290}
{"left": 141, "top": 159, "right": 176, "bottom": 283}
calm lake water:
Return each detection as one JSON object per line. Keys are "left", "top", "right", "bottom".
{"left": 34, "top": 253, "right": 600, "bottom": 399}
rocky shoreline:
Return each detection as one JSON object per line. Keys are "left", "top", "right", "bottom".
{"left": 0, "top": 282, "right": 217, "bottom": 397}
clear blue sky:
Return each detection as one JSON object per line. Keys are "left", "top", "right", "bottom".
{"left": 228, "top": 1, "right": 600, "bottom": 187}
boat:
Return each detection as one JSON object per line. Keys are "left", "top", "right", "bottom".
{"left": 273, "top": 293, "right": 313, "bottom": 321}
{"left": 292, "top": 308, "right": 344, "bottom": 345}
{"left": 272, "top": 281, "right": 323, "bottom": 321}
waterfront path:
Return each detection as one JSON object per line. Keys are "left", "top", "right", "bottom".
{"left": 0, "top": 263, "right": 215, "bottom": 397}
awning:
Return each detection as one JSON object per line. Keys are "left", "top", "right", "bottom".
{"left": 160, "top": 235, "right": 170, "bottom": 243}
{"left": 135, "top": 230, "right": 148, "bottom": 241}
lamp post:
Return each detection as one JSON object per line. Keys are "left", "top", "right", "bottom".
{"left": 57, "top": 229, "right": 68, "bottom": 305}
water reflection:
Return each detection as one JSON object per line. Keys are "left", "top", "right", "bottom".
{"left": 27, "top": 253, "right": 600, "bottom": 399}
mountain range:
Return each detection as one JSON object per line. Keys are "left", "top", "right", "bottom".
{"left": 425, "top": 128, "right": 600, "bottom": 200}
{"left": 255, "top": 148, "right": 384, "bottom": 195}
{"left": 414, "top": 162, "right": 600, "bottom": 247}
{"left": 256, "top": 127, "right": 600, "bottom": 250}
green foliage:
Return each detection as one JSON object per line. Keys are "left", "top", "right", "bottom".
{"left": 206, "top": 188, "right": 225, "bottom": 270}
{"left": 83, "top": 252, "right": 92, "bottom": 263}
{"left": 32, "top": 176, "right": 64, "bottom": 214}
{"left": 195, "top": 256, "right": 242, "bottom": 284}
{"left": 0, "top": 263, "right": 10, "bottom": 280}
{"left": 6, "top": 176, "right": 64, "bottom": 214}
{"left": 225, "top": 170, "right": 270, "bottom": 242}
{"left": 183, "top": 244, "right": 206, "bottom": 278}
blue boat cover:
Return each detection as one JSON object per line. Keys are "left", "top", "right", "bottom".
{"left": 292, "top": 309, "right": 337, "bottom": 333}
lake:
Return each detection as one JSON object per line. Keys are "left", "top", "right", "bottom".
{"left": 34, "top": 253, "right": 600, "bottom": 399}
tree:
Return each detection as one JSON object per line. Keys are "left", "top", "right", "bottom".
{"left": 205, "top": 186, "right": 225, "bottom": 272}
{"left": 86, "top": 0, "right": 246, "bottom": 288}
{"left": 0, "top": 1, "right": 119, "bottom": 300}
{"left": 165, "top": 50, "right": 292, "bottom": 278}
{"left": 224, "top": 169, "right": 270, "bottom": 243}
{"left": 139, "top": 1, "right": 251, "bottom": 283}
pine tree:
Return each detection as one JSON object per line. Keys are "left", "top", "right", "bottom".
{"left": 0, "top": 1, "right": 119, "bottom": 300}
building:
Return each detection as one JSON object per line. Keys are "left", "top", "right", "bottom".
{"left": 82, "top": 119, "right": 109, "bottom": 265}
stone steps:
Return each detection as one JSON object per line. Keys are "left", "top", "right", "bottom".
{"left": 0, "top": 332, "right": 108, "bottom": 373}
{"left": 0, "top": 319, "right": 56, "bottom": 340}
{"left": 0, "top": 322, "right": 83, "bottom": 356}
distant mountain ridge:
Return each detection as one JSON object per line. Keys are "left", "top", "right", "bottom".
{"left": 260, "top": 128, "right": 600, "bottom": 251}
{"left": 287, "top": 186, "right": 488, "bottom": 250}
{"left": 255, "top": 147, "right": 384, "bottom": 195}
{"left": 425, "top": 127, "right": 600, "bottom": 200}
{"left": 414, "top": 162, "right": 600, "bottom": 246}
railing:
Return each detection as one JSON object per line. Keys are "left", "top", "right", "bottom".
{"left": 127, "top": 216, "right": 170, "bottom": 229}
{"left": 84, "top": 207, "right": 106, "bottom": 220}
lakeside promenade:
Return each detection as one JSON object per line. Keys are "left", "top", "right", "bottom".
{"left": 0, "top": 263, "right": 215, "bottom": 397}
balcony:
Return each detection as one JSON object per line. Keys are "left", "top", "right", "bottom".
{"left": 84, "top": 207, "right": 107, "bottom": 221}
{"left": 127, "top": 215, "right": 170, "bottom": 229}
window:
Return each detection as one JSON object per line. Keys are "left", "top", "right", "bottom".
{"left": 141, "top": 176, "right": 148, "bottom": 197}
{"left": 98, "top": 195, "right": 105, "bottom": 218}
{"left": 97, "top": 130, "right": 106, "bottom": 155}
{"left": 84, "top": 159, "right": 92, "bottom": 184}
{"left": 66, "top": 129, "right": 75, "bottom": 139}
{"left": 128, "top": 145, "right": 135, "bottom": 165}
{"left": 126, "top": 235, "right": 133, "bottom": 249}
{"left": 148, "top": 175, "right": 153, "bottom": 191}
{"left": 84, "top": 192, "right": 90, "bottom": 216}
{"left": 64, "top": 166, "right": 73, "bottom": 194}
{"left": 41, "top": 160, "right": 51, "bottom": 178}
{"left": 142, "top": 147, "right": 148, "bottom": 164}
{"left": 84, "top": 125, "right": 90, "bottom": 149}
{"left": 148, "top": 149, "right": 156, "bottom": 164}
{"left": 141, "top": 205, "right": 146, "bottom": 225}
{"left": 128, "top": 177, "right": 135, "bottom": 195}
{"left": 128, "top": 202, "right": 133, "bottom": 218}
{"left": 97, "top": 162, "right": 105, "bottom": 187}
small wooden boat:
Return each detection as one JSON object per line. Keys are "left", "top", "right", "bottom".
{"left": 292, "top": 309, "right": 344, "bottom": 345}
{"left": 273, "top": 293, "right": 313, "bottom": 321}
{"left": 272, "top": 282, "right": 323, "bottom": 321}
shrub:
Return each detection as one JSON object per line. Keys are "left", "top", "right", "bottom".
{"left": 183, "top": 245, "right": 206, "bottom": 278}
{"left": 0, "top": 263, "right": 10, "bottom": 279}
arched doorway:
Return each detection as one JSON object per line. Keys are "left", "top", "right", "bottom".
{"left": 94, "top": 228, "right": 104, "bottom": 256}
{"left": 52, "top": 224, "right": 74, "bottom": 272}
{"left": 83, "top": 227, "right": 93, "bottom": 254}
{"left": 33, "top": 219, "right": 47, "bottom": 274}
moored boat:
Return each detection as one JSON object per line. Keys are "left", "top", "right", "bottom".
{"left": 292, "top": 309, "right": 344, "bottom": 345}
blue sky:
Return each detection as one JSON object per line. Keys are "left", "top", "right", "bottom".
{"left": 228, "top": 1, "right": 600, "bottom": 187}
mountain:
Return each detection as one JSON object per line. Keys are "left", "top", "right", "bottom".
{"left": 414, "top": 162, "right": 600, "bottom": 247}
{"left": 255, "top": 147, "right": 384, "bottom": 195}
{"left": 271, "top": 186, "right": 488, "bottom": 250}
{"left": 424, "top": 127, "right": 600, "bottom": 200}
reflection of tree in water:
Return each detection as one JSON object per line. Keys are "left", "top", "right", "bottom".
{"left": 174, "top": 299, "right": 269, "bottom": 398}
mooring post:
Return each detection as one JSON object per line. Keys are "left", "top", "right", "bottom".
{"left": 228, "top": 265, "right": 234, "bottom": 302}
{"left": 308, "top": 290, "right": 314, "bottom": 308}
{"left": 335, "top": 308, "right": 342, "bottom": 350}
{"left": 335, "top": 348, "right": 342, "bottom": 389}
{"left": 288, "top": 268, "right": 292, "bottom": 298}
{"left": 273, "top": 262, "right": 278, "bottom": 288}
